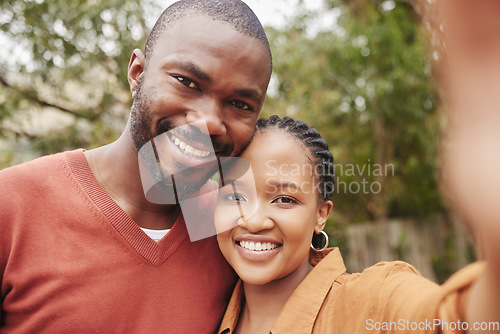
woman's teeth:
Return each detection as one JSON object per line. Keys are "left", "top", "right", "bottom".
{"left": 239, "top": 241, "right": 279, "bottom": 251}
{"left": 171, "top": 134, "right": 211, "bottom": 157}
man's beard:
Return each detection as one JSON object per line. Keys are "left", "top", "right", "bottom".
{"left": 130, "top": 81, "right": 224, "bottom": 200}
{"left": 130, "top": 80, "right": 156, "bottom": 152}
{"left": 138, "top": 143, "right": 219, "bottom": 201}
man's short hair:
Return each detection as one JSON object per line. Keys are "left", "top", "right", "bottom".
{"left": 145, "top": 0, "right": 272, "bottom": 68}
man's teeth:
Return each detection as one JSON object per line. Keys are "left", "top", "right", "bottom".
{"left": 239, "top": 241, "right": 279, "bottom": 251}
{"left": 171, "top": 134, "right": 211, "bottom": 157}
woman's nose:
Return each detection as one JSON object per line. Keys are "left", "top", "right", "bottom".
{"left": 237, "top": 205, "right": 275, "bottom": 233}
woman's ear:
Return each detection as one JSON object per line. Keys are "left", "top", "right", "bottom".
{"left": 128, "top": 49, "right": 146, "bottom": 99}
{"left": 315, "top": 200, "right": 333, "bottom": 233}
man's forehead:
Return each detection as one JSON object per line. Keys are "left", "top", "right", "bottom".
{"left": 148, "top": 16, "right": 271, "bottom": 89}
{"left": 156, "top": 14, "right": 252, "bottom": 45}
{"left": 150, "top": 14, "right": 270, "bottom": 67}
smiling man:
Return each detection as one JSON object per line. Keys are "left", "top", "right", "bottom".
{"left": 0, "top": 1, "right": 271, "bottom": 332}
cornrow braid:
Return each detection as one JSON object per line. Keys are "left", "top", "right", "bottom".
{"left": 255, "top": 115, "right": 335, "bottom": 201}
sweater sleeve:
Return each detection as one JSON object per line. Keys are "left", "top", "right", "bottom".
{"left": 0, "top": 165, "right": 24, "bottom": 325}
{"left": 0, "top": 154, "right": 64, "bottom": 326}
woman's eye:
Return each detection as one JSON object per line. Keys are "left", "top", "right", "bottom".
{"left": 224, "top": 193, "right": 247, "bottom": 203}
{"left": 230, "top": 100, "right": 252, "bottom": 111}
{"left": 273, "top": 197, "right": 298, "bottom": 205}
{"left": 174, "top": 76, "right": 199, "bottom": 90}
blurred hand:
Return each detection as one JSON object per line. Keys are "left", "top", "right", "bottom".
{"left": 440, "top": 0, "right": 500, "bottom": 267}
{"left": 438, "top": 0, "right": 500, "bottom": 327}
{"left": 444, "top": 118, "right": 500, "bottom": 266}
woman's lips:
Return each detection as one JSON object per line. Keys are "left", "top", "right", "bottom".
{"left": 237, "top": 240, "right": 280, "bottom": 251}
{"left": 234, "top": 235, "right": 283, "bottom": 261}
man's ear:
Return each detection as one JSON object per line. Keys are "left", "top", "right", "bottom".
{"left": 315, "top": 200, "right": 333, "bottom": 233}
{"left": 128, "top": 49, "right": 146, "bottom": 98}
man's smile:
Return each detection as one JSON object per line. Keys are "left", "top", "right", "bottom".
{"left": 169, "top": 133, "right": 211, "bottom": 158}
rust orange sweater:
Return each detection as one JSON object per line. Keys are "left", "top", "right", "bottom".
{"left": 0, "top": 150, "right": 236, "bottom": 333}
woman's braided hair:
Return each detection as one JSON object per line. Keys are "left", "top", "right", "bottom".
{"left": 255, "top": 115, "right": 335, "bottom": 202}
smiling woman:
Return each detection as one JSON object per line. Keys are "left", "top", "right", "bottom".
{"left": 216, "top": 127, "right": 331, "bottom": 286}
{"left": 215, "top": 115, "right": 486, "bottom": 334}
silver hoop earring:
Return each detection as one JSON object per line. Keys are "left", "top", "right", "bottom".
{"left": 310, "top": 230, "right": 329, "bottom": 252}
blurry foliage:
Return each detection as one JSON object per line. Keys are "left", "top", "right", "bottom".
{"left": 263, "top": 0, "right": 444, "bottom": 224}
{"left": 0, "top": 0, "right": 158, "bottom": 157}
{"left": 1, "top": 0, "right": 444, "bottom": 224}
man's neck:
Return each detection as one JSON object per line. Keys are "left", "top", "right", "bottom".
{"left": 84, "top": 130, "right": 180, "bottom": 230}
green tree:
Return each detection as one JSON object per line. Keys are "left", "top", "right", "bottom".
{"left": 263, "top": 0, "right": 443, "bottom": 224}
{"left": 0, "top": 0, "right": 158, "bottom": 165}
{"left": 1, "top": 0, "right": 444, "bottom": 223}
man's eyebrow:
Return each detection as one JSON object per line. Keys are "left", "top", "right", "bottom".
{"left": 235, "top": 89, "right": 265, "bottom": 104}
{"left": 168, "top": 61, "right": 212, "bottom": 83}
{"left": 165, "top": 61, "right": 264, "bottom": 103}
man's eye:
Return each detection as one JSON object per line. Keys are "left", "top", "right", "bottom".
{"left": 174, "top": 76, "right": 199, "bottom": 90}
{"left": 272, "top": 197, "right": 298, "bottom": 205}
{"left": 224, "top": 193, "right": 247, "bottom": 203}
{"left": 230, "top": 100, "right": 252, "bottom": 111}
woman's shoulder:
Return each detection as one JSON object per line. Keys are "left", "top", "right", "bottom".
{"left": 335, "top": 259, "right": 435, "bottom": 295}
{"left": 341, "top": 258, "right": 483, "bottom": 293}
{"left": 312, "top": 248, "right": 421, "bottom": 283}
{"left": 353, "top": 260, "right": 421, "bottom": 278}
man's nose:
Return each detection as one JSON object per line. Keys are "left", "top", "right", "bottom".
{"left": 186, "top": 97, "right": 227, "bottom": 136}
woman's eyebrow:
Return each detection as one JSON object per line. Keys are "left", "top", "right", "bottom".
{"left": 266, "top": 181, "right": 302, "bottom": 192}
{"left": 221, "top": 179, "right": 246, "bottom": 186}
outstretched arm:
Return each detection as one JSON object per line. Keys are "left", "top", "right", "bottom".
{"left": 438, "top": 0, "right": 500, "bottom": 331}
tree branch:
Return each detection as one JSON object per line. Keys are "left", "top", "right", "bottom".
{"left": 0, "top": 72, "right": 99, "bottom": 121}
{"left": 2, "top": 127, "right": 37, "bottom": 140}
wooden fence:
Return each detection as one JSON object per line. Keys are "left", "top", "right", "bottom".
{"left": 333, "top": 216, "right": 474, "bottom": 283}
